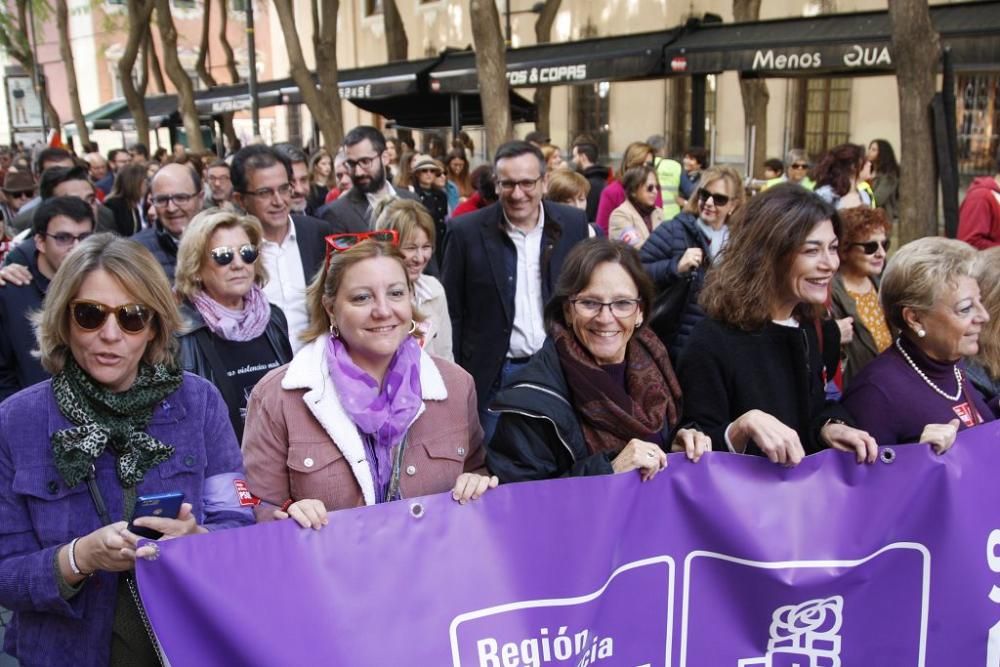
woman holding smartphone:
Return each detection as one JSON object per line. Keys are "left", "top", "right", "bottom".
{"left": 0, "top": 234, "right": 254, "bottom": 666}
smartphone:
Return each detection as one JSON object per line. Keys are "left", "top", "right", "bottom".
{"left": 128, "top": 491, "right": 185, "bottom": 540}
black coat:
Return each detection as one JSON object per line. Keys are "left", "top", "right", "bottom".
{"left": 640, "top": 212, "right": 710, "bottom": 360}
{"left": 0, "top": 252, "right": 49, "bottom": 401}
{"left": 677, "top": 317, "right": 851, "bottom": 456}
{"left": 176, "top": 301, "right": 293, "bottom": 441}
{"left": 288, "top": 214, "right": 335, "bottom": 284}
{"left": 581, "top": 165, "right": 609, "bottom": 222}
{"left": 133, "top": 223, "right": 179, "bottom": 283}
{"left": 442, "top": 200, "right": 589, "bottom": 411}
{"left": 318, "top": 187, "right": 420, "bottom": 234}
{"left": 103, "top": 196, "right": 143, "bottom": 236}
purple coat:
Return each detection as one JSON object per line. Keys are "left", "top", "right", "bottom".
{"left": 0, "top": 373, "right": 254, "bottom": 667}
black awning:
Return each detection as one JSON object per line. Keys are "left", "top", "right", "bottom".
{"left": 429, "top": 28, "right": 680, "bottom": 94}
{"left": 103, "top": 94, "right": 194, "bottom": 131}
{"left": 665, "top": 1, "right": 1000, "bottom": 78}
{"left": 194, "top": 58, "right": 439, "bottom": 114}
{"left": 351, "top": 90, "right": 536, "bottom": 128}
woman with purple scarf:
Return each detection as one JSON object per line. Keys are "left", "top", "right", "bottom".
{"left": 241, "top": 237, "right": 496, "bottom": 529}
{"left": 175, "top": 209, "right": 293, "bottom": 441}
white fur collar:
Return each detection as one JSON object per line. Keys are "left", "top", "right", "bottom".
{"left": 281, "top": 335, "right": 446, "bottom": 505}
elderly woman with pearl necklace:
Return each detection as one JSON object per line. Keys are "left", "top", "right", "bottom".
{"left": 843, "top": 237, "right": 994, "bottom": 452}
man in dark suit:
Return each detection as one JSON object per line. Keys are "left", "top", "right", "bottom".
{"left": 232, "top": 145, "right": 331, "bottom": 352}
{"left": 318, "top": 125, "right": 419, "bottom": 234}
{"left": 443, "top": 140, "right": 590, "bottom": 441}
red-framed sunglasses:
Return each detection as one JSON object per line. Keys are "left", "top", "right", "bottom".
{"left": 323, "top": 229, "right": 399, "bottom": 267}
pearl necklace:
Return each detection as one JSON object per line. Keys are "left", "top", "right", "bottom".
{"left": 894, "top": 337, "right": 963, "bottom": 401}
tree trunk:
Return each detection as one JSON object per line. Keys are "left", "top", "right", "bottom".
{"left": 218, "top": 0, "right": 240, "bottom": 83}
{"left": 469, "top": 0, "right": 511, "bottom": 156}
{"left": 147, "top": 25, "right": 167, "bottom": 94}
{"left": 733, "top": 0, "right": 769, "bottom": 178}
{"left": 383, "top": 0, "right": 408, "bottom": 62}
{"left": 532, "top": 0, "right": 561, "bottom": 140}
{"left": 120, "top": 0, "right": 155, "bottom": 145}
{"left": 154, "top": 0, "right": 205, "bottom": 153}
{"left": 889, "top": 0, "right": 941, "bottom": 241}
{"left": 273, "top": 0, "right": 343, "bottom": 149}
{"left": 55, "top": 0, "right": 90, "bottom": 148}
{"left": 195, "top": 0, "right": 239, "bottom": 151}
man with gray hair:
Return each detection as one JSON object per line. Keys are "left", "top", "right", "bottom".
{"left": 785, "top": 149, "right": 815, "bottom": 190}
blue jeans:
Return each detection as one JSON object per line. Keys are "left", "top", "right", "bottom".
{"left": 479, "top": 358, "right": 532, "bottom": 446}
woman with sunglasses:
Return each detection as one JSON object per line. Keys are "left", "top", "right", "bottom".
{"left": 242, "top": 237, "right": 496, "bottom": 531}
{"left": 608, "top": 165, "right": 663, "bottom": 249}
{"left": 0, "top": 234, "right": 254, "bottom": 665}
{"left": 830, "top": 207, "right": 893, "bottom": 386}
{"left": 678, "top": 184, "right": 878, "bottom": 467}
{"left": 640, "top": 165, "right": 744, "bottom": 360}
{"left": 488, "top": 238, "right": 710, "bottom": 483}
{"left": 843, "top": 238, "right": 994, "bottom": 451}
{"left": 594, "top": 141, "right": 661, "bottom": 235}
{"left": 174, "top": 209, "right": 293, "bottom": 441}
{"left": 374, "top": 199, "right": 453, "bottom": 361}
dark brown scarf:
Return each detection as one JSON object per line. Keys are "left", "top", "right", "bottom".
{"left": 552, "top": 322, "right": 682, "bottom": 455}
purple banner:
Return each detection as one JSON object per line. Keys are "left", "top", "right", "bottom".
{"left": 137, "top": 422, "right": 1000, "bottom": 665}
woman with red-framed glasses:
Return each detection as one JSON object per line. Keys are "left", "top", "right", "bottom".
{"left": 242, "top": 237, "right": 496, "bottom": 531}
{"left": 174, "top": 209, "right": 293, "bottom": 442}
{"left": 0, "top": 234, "right": 254, "bottom": 665}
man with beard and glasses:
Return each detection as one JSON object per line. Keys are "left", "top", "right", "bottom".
{"left": 318, "top": 125, "right": 420, "bottom": 234}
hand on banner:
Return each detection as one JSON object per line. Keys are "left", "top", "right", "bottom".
{"left": 671, "top": 428, "right": 712, "bottom": 462}
{"left": 612, "top": 439, "right": 668, "bottom": 481}
{"left": 729, "top": 410, "right": 805, "bottom": 466}
{"left": 451, "top": 473, "right": 499, "bottom": 504}
{"left": 278, "top": 499, "right": 329, "bottom": 530}
{"left": 820, "top": 422, "right": 878, "bottom": 463}
{"left": 0, "top": 263, "right": 31, "bottom": 287}
{"left": 920, "top": 419, "right": 960, "bottom": 455}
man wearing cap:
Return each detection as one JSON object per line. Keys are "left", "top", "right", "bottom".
{"left": 319, "top": 125, "right": 419, "bottom": 234}
{"left": 410, "top": 154, "right": 450, "bottom": 256}
{"left": 1, "top": 171, "right": 35, "bottom": 224}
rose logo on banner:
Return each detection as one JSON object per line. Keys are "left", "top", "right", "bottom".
{"left": 737, "top": 596, "right": 843, "bottom": 667}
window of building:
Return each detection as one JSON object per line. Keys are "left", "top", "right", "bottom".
{"left": 667, "top": 75, "right": 717, "bottom": 157}
{"left": 568, "top": 82, "right": 611, "bottom": 159}
{"left": 230, "top": 0, "right": 247, "bottom": 10}
{"left": 172, "top": 0, "right": 196, "bottom": 8}
{"left": 787, "top": 77, "right": 851, "bottom": 160}
{"left": 365, "top": 0, "right": 383, "bottom": 16}
{"left": 956, "top": 73, "right": 999, "bottom": 183}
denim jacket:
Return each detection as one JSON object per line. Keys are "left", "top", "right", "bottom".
{"left": 0, "top": 373, "right": 254, "bottom": 666}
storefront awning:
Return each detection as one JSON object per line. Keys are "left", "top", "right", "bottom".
{"left": 351, "top": 89, "right": 536, "bottom": 128}
{"left": 664, "top": 1, "right": 1000, "bottom": 78}
{"left": 429, "top": 28, "right": 681, "bottom": 94}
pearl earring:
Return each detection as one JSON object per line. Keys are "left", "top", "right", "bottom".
{"left": 916, "top": 329, "right": 926, "bottom": 338}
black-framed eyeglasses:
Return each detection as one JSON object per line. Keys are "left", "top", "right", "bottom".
{"left": 69, "top": 300, "right": 154, "bottom": 334}
{"left": 850, "top": 239, "right": 890, "bottom": 255}
{"left": 210, "top": 244, "right": 259, "bottom": 266}
{"left": 496, "top": 177, "right": 542, "bottom": 193}
{"left": 44, "top": 231, "right": 92, "bottom": 246}
{"left": 697, "top": 189, "right": 731, "bottom": 206}
{"left": 244, "top": 183, "right": 293, "bottom": 200}
{"left": 5, "top": 190, "right": 34, "bottom": 199}
{"left": 151, "top": 192, "right": 197, "bottom": 208}
{"left": 343, "top": 155, "right": 380, "bottom": 172}
{"left": 570, "top": 298, "right": 641, "bottom": 318}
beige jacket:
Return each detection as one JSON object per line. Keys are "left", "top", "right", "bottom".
{"left": 608, "top": 199, "right": 663, "bottom": 248}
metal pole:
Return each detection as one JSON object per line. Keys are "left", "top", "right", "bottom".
{"left": 505, "top": 0, "right": 512, "bottom": 47}
{"left": 246, "top": 0, "right": 260, "bottom": 138}
{"left": 690, "top": 74, "right": 706, "bottom": 148}
{"left": 27, "top": 0, "right": 48, "bottom": 140}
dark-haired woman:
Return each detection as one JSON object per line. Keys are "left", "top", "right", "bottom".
{"left": 608, "top": 165, "right": 663, "bottom": 249}
{"left": 104, "top": 163, "right": 148, "bottom": 236}
{"left": 487, "top": 238, "right": 710, "bottom": 482}
{"left": 812, "top": 143, "right": 873, "bottom": 211}
{"left": 678, "top": 183, "right": 878, "bottom": 466}
{"left": 866, "top": 139, "right": 899, "bottom": 220}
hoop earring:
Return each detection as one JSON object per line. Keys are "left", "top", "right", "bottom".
{"left": 329, "top": 323, "right": 340, "bottom": 338}
{"left": 408, "top": 320, "right": 418, "bottom": 335}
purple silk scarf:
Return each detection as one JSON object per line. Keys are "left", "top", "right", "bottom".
{"left": 190, "top": 285, "right": 271, "bottom": 342}
{"left": 325, "top": 335, "right": 423, "bottom": 502}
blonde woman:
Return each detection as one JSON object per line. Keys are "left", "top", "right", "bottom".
{"left": 968, "top": 246, "right": 1000, "bottom": 407}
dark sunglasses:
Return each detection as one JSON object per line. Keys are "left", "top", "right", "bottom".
{"left": 697, "top": 189, "right": 731, "bottom": 207}
{"left": 324, "top": 230, "right": 399, "bottom": 267}
{"left": 791, "top": 162, "right": 810, "bottom": 169}
{"left": 850, "top": 239, "right": 891, "bottom": 255}
{"left": 210, "top": 244, "right": 259, "bottom": 266}
{"left": 70, "top": 300, "right": 154, "bottom": 334}
{"left": 644, "top": 184, "right": 658, "bottom": 193}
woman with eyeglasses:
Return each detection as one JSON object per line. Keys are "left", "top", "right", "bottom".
{"left": 830, "top": 207, "right": 893, "bottom": 386}
{"left": 242, "top": 236, "right": 496, "bottom": 531}
{"left": 785, "top": 149, "right": 815, "bottom": 190}
{"left": 0, "top": 234, "right": 254, "bottom": 665}
{"left": 678, "top": 184, "right": 878, "bottom": 467}
{"left": 843, "top": 238, "right": 994, "bottom": 451}
{"left": 608, "top": 165, "right": 663, "bottom": 249}
{"left": 174, "top": 209, "right": 293, "bottom": 441}
{"left": 488, "top": 238, "right": 710, "bottom": 483}
{"left": 640, "top": 165, "right": 744, "bottom": 360}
